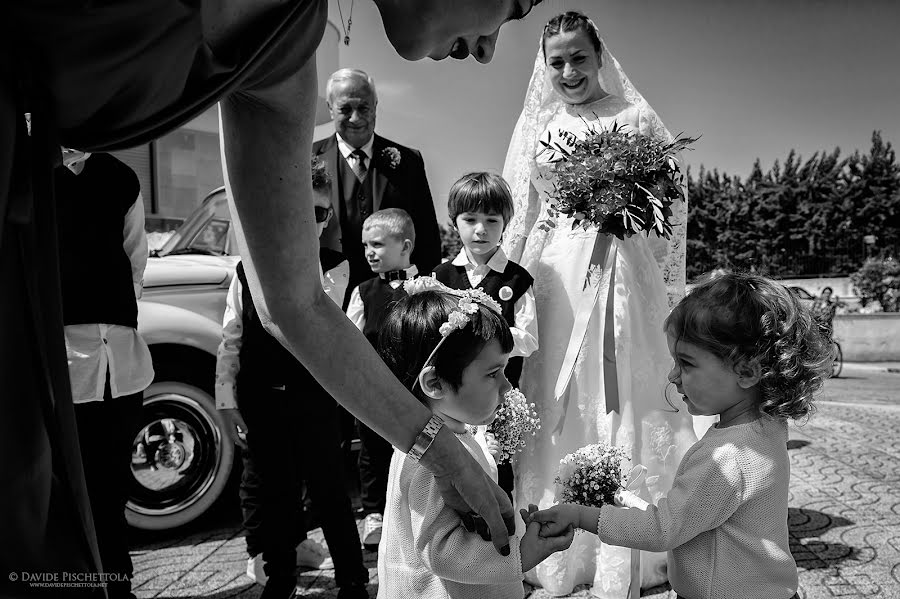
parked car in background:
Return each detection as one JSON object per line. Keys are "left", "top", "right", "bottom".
{"left": 131, "top": 187, "right": 239, "bottom": 531}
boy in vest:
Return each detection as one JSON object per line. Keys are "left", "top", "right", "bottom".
{"left": 431, "top": 172, "right": 538, "bottom": 499}
{"left": 215, "top": 158, "right": 368, "bottom": 599}
{"left": 57, "top": 150, "right": 153, "bottom": 599}
{"left": 345, "top": 208, "right": 418, "bottom": 550}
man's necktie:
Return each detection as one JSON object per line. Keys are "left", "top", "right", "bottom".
{"left": 350, "top": 149, "right": 368, "bottom": 181}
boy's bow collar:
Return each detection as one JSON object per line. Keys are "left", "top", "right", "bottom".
{"left": 380, "top": 270, "right": 409, "bottom": 282}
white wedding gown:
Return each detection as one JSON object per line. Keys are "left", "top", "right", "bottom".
{"left": 513, "top": 95, "right": 699, "bottom": 598}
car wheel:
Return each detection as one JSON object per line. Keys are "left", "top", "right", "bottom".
{"left": 126, "top": 381, "right": 234, "bottom": 531}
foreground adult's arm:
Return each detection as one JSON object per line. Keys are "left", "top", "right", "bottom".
{"left": 218, "top": 58, "right": 515, "bottom": 553}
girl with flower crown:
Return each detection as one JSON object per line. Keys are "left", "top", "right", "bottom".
{"left": 375, "top": 278, "right": 574, "bottom": 599}
{"left": 501, "top": 10, "right": 708, "bottom": 597}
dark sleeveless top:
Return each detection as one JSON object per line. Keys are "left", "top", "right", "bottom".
{"left": 8, "top": 0, "right": 327, "bottom": 151}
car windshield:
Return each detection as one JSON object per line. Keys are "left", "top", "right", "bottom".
{"left": 158, "top": 191, "right": 231, "bottom": 256}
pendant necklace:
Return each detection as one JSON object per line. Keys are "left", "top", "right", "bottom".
{"left": 337, "top": 0, "right": 354, "bottom": 45}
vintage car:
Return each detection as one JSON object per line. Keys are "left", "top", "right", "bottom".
{"left": 130, "top": 187, "right": 240, "bottom": 530}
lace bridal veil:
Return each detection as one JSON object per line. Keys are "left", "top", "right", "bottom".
{"left": 501, "top": 21, "right": 687, "bottom": 306}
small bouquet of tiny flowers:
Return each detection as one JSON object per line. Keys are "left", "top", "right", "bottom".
{"left": 538, "top": 121, "right": 698, "bottom": 240}
{"left": 486, "top": 388, "right": 541, "bottom": 465}
{"left": 554, "top": 442, "right": 629, "bottom": 508}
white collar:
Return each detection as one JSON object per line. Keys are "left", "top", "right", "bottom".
{"left": 336, "top": 133, "right": 375, "bottom": 163}
{"left": 451, "top": 247, "right": 508, "bottom": 273}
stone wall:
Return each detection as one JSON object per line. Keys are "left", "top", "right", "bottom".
{"left": 834, "top": 314, "right": 900, "bottom": 361}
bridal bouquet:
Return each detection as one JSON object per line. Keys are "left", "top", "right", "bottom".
{"left": 554, "top": 442, "right": 629, "bottom": 508}
{"left": 538, "top": 121, "right": 697, "bottom": 240}
{"left": 486, "top": 388, "right": 541, "bottom": 465}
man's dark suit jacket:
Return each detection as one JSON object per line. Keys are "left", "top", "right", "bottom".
{"left": 313, "top": 133, "right": 441, "bottom": 306}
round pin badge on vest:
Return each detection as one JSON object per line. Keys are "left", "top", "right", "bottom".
{"left": 499, "top": 286, "right": 514, "bottom": 301}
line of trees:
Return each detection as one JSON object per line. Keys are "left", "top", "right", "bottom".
{"left": 686, "top": 131, "right": 900, "bottom": 280}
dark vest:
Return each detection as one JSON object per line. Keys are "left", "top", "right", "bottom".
{"left": 358, "top": 276, "right": 409, "bottom": 349}
{"left": 235, "top": 249, "right": 345, "bottom": 390}
{"left": 56, "top": 153, "right": 140, "bottom": 328}
{"left": 337, "top": 152, "right": 377, "bottom": 304}
{"left": 432, "top": 259, "right": 534, "bottom": 386}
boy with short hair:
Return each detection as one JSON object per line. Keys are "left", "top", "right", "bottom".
{"left": 431, "top": 172, "right": 538, "bottom": 500}
{"left": 216, "top": 157, "right": 368, "bottom": 599}
{"left": 345, "top": 207, "right": 419, "bottom": 549}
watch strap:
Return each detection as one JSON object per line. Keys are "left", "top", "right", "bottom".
{"left": 407, "top": 414, "right": 444, "bottom": 463}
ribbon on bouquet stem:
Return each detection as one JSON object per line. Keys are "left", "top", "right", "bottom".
{"left": 616, "top": 465, "right": 649, "bottom": 599}
{"left": 553, "top": 232, "right": 618, "bottom": 403}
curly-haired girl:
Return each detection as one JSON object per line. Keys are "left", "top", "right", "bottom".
{"left": 527, "top": 271, "right": 833, "bottom": 599}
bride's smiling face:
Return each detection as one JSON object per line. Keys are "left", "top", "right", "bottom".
{"left": 544, "top": 30, "right": 604, "bottom": 105}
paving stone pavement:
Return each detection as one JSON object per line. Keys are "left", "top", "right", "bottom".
{"left": 131, "top": 364, "right": 900, "bottom": 598}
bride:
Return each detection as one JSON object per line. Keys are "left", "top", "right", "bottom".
{"left": 502, "top": 11, "right": 708, "bottom": 598}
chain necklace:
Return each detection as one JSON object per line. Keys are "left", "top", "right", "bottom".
{"left": 337, "top": 0, "right": 354, "bottom": 45}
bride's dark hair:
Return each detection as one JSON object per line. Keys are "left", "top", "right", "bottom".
{"left": 542, "top": 11, "right": 602, "bottom": 56}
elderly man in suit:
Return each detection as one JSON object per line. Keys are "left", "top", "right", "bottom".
{"left": 314, "top": 68, "right": 441, "bottom": 308}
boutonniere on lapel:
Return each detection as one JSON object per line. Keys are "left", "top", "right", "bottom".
{"left": 381, "top": 146, "right": 401, "bottom": 169}
{"left": 499, "top": 286, "right": 514, "bottom": 302}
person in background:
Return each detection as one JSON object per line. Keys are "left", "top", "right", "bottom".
{"left": 215, "top": 158, "right": 366, "bottom": 599}
{"left": 345, "top": 208, "right": 419, "bottom": 550}
{"left": 56, "top": 150, "right": 154, "bottom": 599}
{"left": 314, "top": 68, "right": 441, "bottom": 308}
{"left": 810, "top": 286, "right": 838, "bottom": 338}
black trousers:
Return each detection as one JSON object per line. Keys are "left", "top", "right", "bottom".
{"left": 0, "top": 71, "right": 102, "bottom": 598}
{"left": 74, "top": 389, "right": 143, "bottom": 599}
{"left": 357, "top": 420, "right": 393, "bottom": 515}
{"left": 238, "top": 380, "right": 367, "bottom": 587}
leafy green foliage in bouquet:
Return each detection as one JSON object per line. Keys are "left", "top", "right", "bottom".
{"left": 539, "top": 120, "right": 697, "bottom": 240}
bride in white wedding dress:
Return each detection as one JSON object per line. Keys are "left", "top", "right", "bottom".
{"left": 502, "top": 12, "right": 709, "bottom": 598}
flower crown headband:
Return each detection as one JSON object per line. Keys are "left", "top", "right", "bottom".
{"left": 404, "top": 276, "right": 502, "bottom": 391}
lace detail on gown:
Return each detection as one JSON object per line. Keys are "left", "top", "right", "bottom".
{"left": 511, "top": 97, "right": 698, "bottom": 598}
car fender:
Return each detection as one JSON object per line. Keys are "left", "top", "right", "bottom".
{"left": 138, "top": 301, "right": 223, "bottom": 357}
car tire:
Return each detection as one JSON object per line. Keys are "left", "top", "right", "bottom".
{"left": 125, "top": 380, "right": 235, "bottom": 531}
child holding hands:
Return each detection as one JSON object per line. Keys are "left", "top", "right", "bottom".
{"left": 376, "top": 278, "right": 573, "bottom": 598}
{"left": 527, "top": 272, "right": 833, "bottom": 599}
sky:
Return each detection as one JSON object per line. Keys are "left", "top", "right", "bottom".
{"left": 321, "top": 0, "right": 900, "bottom": 224}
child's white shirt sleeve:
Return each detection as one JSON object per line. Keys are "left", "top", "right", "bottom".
{"left": 323, "top": 260, "right": 349, "bottom": 308}
{"left": 215, "top": 275, "right": 244, "bottom": 410}
{"left": 597, "top": 442, "right": 744, "bottom": 552}
{"left": 402, "top": 441, "right": 523, "bottom": 585}
{"left": 345, "top": 285, "right": 365, "bottom": 331}
{"left": 597, "top": 445, "right": 744, "bottom": 551}
{"left": 510, "top": 286, "right": 538, "bottom": 358}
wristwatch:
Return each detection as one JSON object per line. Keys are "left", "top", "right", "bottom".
{"left": 407, "top": 414, "right": 444, "bottom": 463}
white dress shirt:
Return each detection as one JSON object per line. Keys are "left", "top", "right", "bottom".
{"left": 64, "top": 184, "right": 155, "bottom": 403}
{"left": 446, "top": 248, "right": 538, "bottom": 359}
{"left": 215, "top": 260, "right": 349, "bottom": 410}
{"left": 345, "top": 265, "right": 419, "bottom": 332}
{"left": 336, "top": 132, "right": 375, "bottom": 169}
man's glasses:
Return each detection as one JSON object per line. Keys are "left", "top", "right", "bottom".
{"left": 314, "top": 205, "right": 334, "bottom": 223}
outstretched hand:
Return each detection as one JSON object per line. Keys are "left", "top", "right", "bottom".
{"left": 519, "top": 504, "right": 575, "bottom": 571}
{"left": 521, "top": 503, "right": 589, "bottom": 538}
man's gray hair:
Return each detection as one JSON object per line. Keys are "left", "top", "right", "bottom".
{"left": 325, "top": 68, "right": 378, "bottom": 104}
